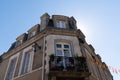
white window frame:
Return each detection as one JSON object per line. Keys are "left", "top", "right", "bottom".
{"left": 56, "top": 20, "right": 66, "bottom": 28}
{"left": 19, "top": 48, "right": 34, "bottom": 75}
{"left": 55, "top": 42, "right": 73, "bottom": 68}
{"left": 4, "top": 53, "right": 19, "bottom": 80}
{"left": 56, "top": 42, "right": 72, "bottom": 57}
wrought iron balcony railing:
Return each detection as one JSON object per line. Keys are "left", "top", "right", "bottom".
{"left": 49, "top": 56, "right": 89, "bottom": 72}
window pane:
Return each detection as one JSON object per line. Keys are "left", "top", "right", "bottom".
{"left": 56, "top": 50, "right": 62, "bottom": 56}
{"left": 21, "top": 53, "right": 30, "bottom": 74}
{"left": 56, "top": 44, "right": 61, "bottom": 48}
{"left": 56, "top": 57, "right": 63, "bottom": 66}
{"left": 56, "top": 21, "right": 60, "bottom": 28}
{"left": 5, "top": 58, "right": 17, "bottom": 80}
{"left": 24, "top": 53, "right": 30, "bottom": 73}
{"left": 56, "top": 21, "right": 66, "bottom": 28}
{"left": 64, "top": 45, "right": 69, "bottom": 48}
{"left": 64, "top": 50, "right": 70, "bottom": 57}
{"left": 61, "top": 21, "right": 66, "bottom": 28}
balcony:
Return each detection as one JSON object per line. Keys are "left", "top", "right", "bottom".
{"left": 49, "top": 56, "right": 90, "bottom": 78}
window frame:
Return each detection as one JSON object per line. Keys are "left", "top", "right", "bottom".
{"left": 55, "top": 41, "right": 73, "bottom": 68}
{"left": 55, "top": 42, "right": 72, "bottom": 57}
{"left": 19, "top": 49, "right": 34, "bottom": 75}
{"left": 4, "top": 53, "right": 19, "bottom": 80}
{"left": 56, "top": 20, "right": 66, "bottom": 28}
{"left": 29, "top": 31, "right": 36, "bottom": 38}
{"left": 16, "top": 39, "right": 23, "bottom": 47}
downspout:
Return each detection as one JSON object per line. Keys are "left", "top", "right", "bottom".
{"left": 42, "top": 34, "right": 46, "bottom": 80}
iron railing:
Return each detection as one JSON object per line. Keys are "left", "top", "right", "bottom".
{"left": 49, "top": 56, "right": 89, "bottom": 72}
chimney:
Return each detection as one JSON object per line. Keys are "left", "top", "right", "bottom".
{"left": 40, "top": 13, "right": 50, "bottom": 31}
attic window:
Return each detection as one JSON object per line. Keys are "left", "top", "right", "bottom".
{"left": 16, "top": 40, "right": 22, "bottom": 46}
{"left": 56, "top": 20, "right": 66, "bottom": 28}
{"left": 29, "top": 31, "right": 36, "bottom": 38}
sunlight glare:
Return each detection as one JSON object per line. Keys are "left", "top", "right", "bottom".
{"left": 77, "top": 22, "right": 93, "bottom": 39}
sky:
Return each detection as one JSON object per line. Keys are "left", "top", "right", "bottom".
{"left": 0, "top": 0, "right": 120, "bottom": 80}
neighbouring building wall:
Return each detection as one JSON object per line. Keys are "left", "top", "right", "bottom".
{"left": 14, "top": 69, "right": 42, "bottom": 80}
{"left": 32, "top": 38, "right": 44, "bottom": 70}
{"left": 82, "top": 43, "right": 113, "bottom": 80}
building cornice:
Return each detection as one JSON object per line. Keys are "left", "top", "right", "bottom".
{"left": 2, "top": 28, "right": 80, "bottom": 60}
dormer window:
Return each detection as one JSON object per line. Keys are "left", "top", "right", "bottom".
{"left": 16, "top": 40, "right": 22, "bottom": 47}
{"left": 29, "top": 31, "right": 36, "bottom": 38}
{"left": 56, "top": 20, "right": 66, "bottom": 28}
{"left": 31, "top": 31, "right": 36, "bottom": 37}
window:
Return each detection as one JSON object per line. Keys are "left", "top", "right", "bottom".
{"left": 55, "top": 42, "right": 73, "bottom": 68}
{"left": 5, "top": 54, "right": 19, "bottom": 80}
{"left": 56, "top": 21, "right": 66, "bottom": 28}
{"left": 16, "top": 40, "right": 22, "bottom": 46}
{"left": 20, "top": 50, "right": 34, "bottom": 75}
{"left": 28, "top": 31, "right": 36, "bottom": 38}
{"left": 56, "top": 43, "right": 71, "bottom": 57}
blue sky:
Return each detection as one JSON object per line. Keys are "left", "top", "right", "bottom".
{"left": 0, "top": 0, "right": 120, "bottom": 79}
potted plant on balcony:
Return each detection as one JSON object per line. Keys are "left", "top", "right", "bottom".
{"left": 74, "top": 54, "right": 83, "bottom": 71}
{"left": 66, "top": 57, "right": 75, "bottom": 71}
{"left": 49, "top": 54, "right": 55, "bottom": 61}
{"left": 56, "top": 57, "right": 64, "bottom": 71}
{"left": 74, "top": 54, "right": 80, "bottom": 61}
{"left": 49, "top": 54, "right": 56, "bottom": 70}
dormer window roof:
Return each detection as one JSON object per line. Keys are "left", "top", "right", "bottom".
{"left": 15, "top": 33, "right": 27, "bottom": 47}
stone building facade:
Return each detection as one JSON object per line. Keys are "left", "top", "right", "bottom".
{"left": 0, "top": 13, "right": 113, "bottom": 80}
